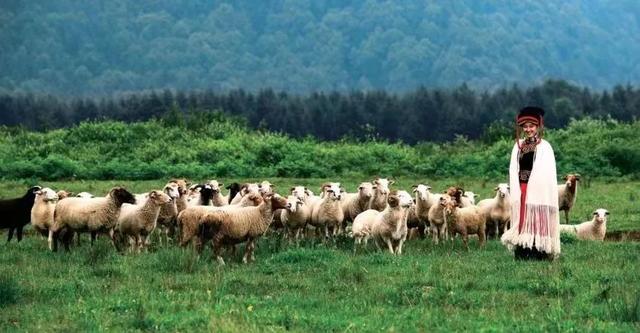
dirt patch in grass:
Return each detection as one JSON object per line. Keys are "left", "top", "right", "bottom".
{"left": 605, "top": 230, "right": 640, "bottom": 242}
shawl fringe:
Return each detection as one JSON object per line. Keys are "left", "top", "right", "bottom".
{"left": 501, "top": 201, "right": 561, "bottom": 256}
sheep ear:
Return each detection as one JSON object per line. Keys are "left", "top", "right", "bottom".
{"left": 290, "top": 187, "right": 296, "bottom": 193}
{"left": 389, "top": 180, "right": 395, "bottom": 185}
{"left": 494, "top": 187, "right": 498, "bottom": 191}
{"left": 411, "top": 184, "right": 418, "bottom": 188}
{"left": 605, "top": 211, "right": 610, "bottom": 215}
{"left": 575, "top": 174, "right": 581, "bottom": 180}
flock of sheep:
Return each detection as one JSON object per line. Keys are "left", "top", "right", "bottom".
{"left": 0, "top": 174, "right": 609, "bottom": 264}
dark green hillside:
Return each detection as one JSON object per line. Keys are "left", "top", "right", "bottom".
{"left": 1, "top": 1, "right": 639, "bottom": 95}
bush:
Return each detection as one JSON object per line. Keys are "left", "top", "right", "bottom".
{"left": 0, "top": 117, "right": 638, "bottom": 180}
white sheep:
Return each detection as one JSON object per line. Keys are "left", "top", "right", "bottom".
{"left": 370, "top": 190, "right": 413, "bottom": 255}
{"left": 115, "top": 190, "right": 172, "bottom": 252}
{"left": 341, "top": 182, "right": 374, "bottom": 222}
{"left": 559, "top": 208, "right": 609, "bottom": 241}
{"left": 51, "top": 187, "right": 136, "bottom": 252}
{"left": 477, "top": 183, "right": 511, "bottom": 239}
{"left": 199, "top": 193, "right": 289, "bottom": 264}
{"left": 369, "top": 178, "right": 393, "bottom": 211}
{"left": 558, "top": 174, "right": 581, "bottom": 223}
{"left": 309, "top": 182, "right": 344, "bottom": 238}
{"left": 407, "top": 184, "right": 440, "bottom": 238}
{"left": 462, "top": 191, "right": 479, "bottom": 206}
{"left": 30, "top": 187, "right": 59, "bottom": 249}
{"left": 427, "top": 194, "right": 453, "bottom": 244}
{"left": 76, "top": 192, "right": 95, "bottom": 198}
{"left": 443, "top": 199, "right": 487, "bottom": 250}
{"left": 280, "top": 195, "right": 309, "bottom": 242}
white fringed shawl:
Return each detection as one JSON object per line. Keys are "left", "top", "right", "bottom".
{"left": 501, "top": 139, "right": 561, "bottom": 256}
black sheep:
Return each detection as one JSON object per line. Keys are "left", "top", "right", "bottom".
{"left": 0, "top": 186, "right": 41, "bottom": 242}
{"left": 226, "top": 182, "right": 242, "bottom": 204}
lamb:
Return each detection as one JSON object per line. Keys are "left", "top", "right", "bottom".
{"left": 51, "top": 187, "right": 136, "bottom": 252}
{"left": 309, "top": 182, "right": 344, "bottom": 238}
{"left": 558, "top": 174, "right": 581, "bottom": 223}
{"left": 427, "top": 194, "right": 454, "bottom": 244}
{"left": 407, "top": 184, "right": 440, "bottom": 238}
{"left": 559, "top": 208, "right": 609, "bottom": 241}
{"left": 280, "top": 195, "right": 309, "bottom": 242}
{"left": 0, "top": 186, "right": 41, "bottom": 242}
{"left": 114, "top": 190, "right": 172, "bottom": 252}
{"left": 477, "top": 183, "right": 511, "bottom": 239}
{"left": 198, "top": 193, "right": 289, "bottom": 264}
{"left": 443, "top": 198, "right": 487, "bottom": 250}
{"left": 369, "top": 178, "right": 393, "bottom": 211}
{"left": 30, "top": 188, "right": 59, "bottom": 249}
{"left": 445, "top": 186, "right": 465, "bottom": 207}
{"left": 177, "top": 192, "right": 263, "bottom": 248}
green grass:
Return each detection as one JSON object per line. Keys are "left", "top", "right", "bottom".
{"left": 0, "top": 178, "right": 639, "bottom": 331}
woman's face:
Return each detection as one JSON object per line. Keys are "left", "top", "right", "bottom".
{"left": 522, "top": 122, "right": 538, "bottom": 138}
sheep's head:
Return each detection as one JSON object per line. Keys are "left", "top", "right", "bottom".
{"left": 357, "top": 182, "right": 374, "bottom": 199}
{"left": 207, "top": 180, "right": 223, "bottom": 194}
{"left": 445, "top": 187, "right": 464, "bottom": 207}
{"left": 285, "top": 195, "right": 304, "bottom": 213}
{"left": 149, "top": 190, "right": 172, "bottom": 205}
{"left": 494, "top": 183, "right": 510, "bottom": 199}
{"left": 199, "top": 184, "right": 215, "bottom": 201}
{"left": 25, "top": 186, "right": 42, "bottom": 199}
{"left": 463, "top": 191, "right": 478, "bottom": 204}
{"left": 259, "top": 180, "right": 275, "bottom": 194}
{"left": 322, "top": 182, "right": 342, "bottom": 201}
{"left": 76, "top": 192, "right": 94, "bottom": 198}
{"left": 439, "top": 194, "right": 453, "bottom": 208}
{"left": 110, "top": 187, "right": 136, "bottom": 205}
{"left": 36, "top": 187, "right": 59, "bottom": 202}
{"left": 372, "top": 178, "right": 391, "bottom": 195}
{"left": 169, "top": 178, "right": 189, "bottom": 195}
{"left": 412, "top": 184, "right": 432, "bottom": 200}
{"left": 290, "top": 186, "right": 309, "bottom": 201}
{"left": 264, "top": 193, "right": 288, "bottom": 210}
{"left": 592, "top": 208, "right": 609, "bottom": 224}
{"left": 56, "top": 190, "right": 73, "bottom": 200}
{"left": 164, "top": 182, "right": 181, "bottom": 199}
{"left": 388, "top": 190, "right": 412, "bottom": 208}
{"left": 241, "top": 183, "right": 260, "bottom": 196}
{"left": 564, "top": 174, "right": 581, "bottom": 187}
{"left": 442, "top": 196, "right": 458, "bottom": 215}
{"left": 245, "top": 193, "right": 264, "bottom": 206}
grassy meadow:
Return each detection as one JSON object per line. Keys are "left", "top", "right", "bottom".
{"left": 1, "top": 178, "right": 639, "bottom": 332}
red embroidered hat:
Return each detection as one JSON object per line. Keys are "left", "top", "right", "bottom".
{"left": 517, "top": 106, "right": 545, "bottom": 126}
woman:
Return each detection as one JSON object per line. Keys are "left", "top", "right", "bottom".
{"left": 501, "top": 106, "right": 561, "bottom": 260}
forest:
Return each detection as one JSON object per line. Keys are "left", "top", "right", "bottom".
{"left": 1, "top": 0, "right": 639, "bottom": 95}
{"left": 1, "top": 80, "right": 639, "bottom": 143}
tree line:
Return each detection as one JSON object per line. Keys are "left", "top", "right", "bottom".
{"left": 1, "top": 80, "right": 638, "bottom": 143}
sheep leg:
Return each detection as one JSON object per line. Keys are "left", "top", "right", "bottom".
{"left": 16, "top": 226, "right": 24, "bottom": 242}
{"left": 564, "top": 210, "right": 569, "bottom": 224}
{"left": 385, "top": 238, "right": 394, "bottom": 255}
{"left": 431, "top": 225, "right": 439, "bottom": 244}
{"left": 90, "top": 232, "right": 97, "bottom": 246}
{"left": 213, "top": 238, "right": 225, "bottom": 265}
{"left": 397, "top": 238, "right": 405, "bottom": 255}
{"left": 62, "top": 229, "right": 74, "bottom": 252}
{"left": 463, "top": 233, "right": 469, "bottom": 251}
{"left": 478, "top": 229, "right": 486, "bottom": 249}
{"left": 6, "top": 227, "right": 15, "bottom": 242}
{"left": 48, "top": 229, "right": 54, "bottom": 251}
{"left": 242, "top": 239, "right": 255, "bottom": 264}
